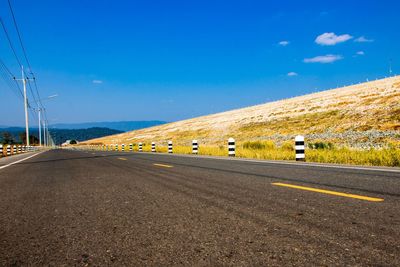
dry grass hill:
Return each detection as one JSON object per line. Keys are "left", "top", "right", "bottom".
{"left": 86, "top": 76, "right": 400, "bottom": 150}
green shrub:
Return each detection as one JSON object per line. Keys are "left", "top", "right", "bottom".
{"left": 308, "top": 142, "right": 334, "bottom": 150}
{"left": 281, "top": 140, "right": 294, "bottom": 151}
{"left": 242, "top": 141, "right": 275, "bottom": 150}
{"left": 243, "top": 141, "right": 265, "bottom": 150}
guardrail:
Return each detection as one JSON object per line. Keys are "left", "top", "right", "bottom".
{"left": 73, "top": 135, "right": 307, "bottom": 161}
{"left": 0, "top": 144, "right": 40, "bottom": 158}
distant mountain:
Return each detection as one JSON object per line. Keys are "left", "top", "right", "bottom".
{"left": 0, "top": 127, "right": 122, "bottom": 145}
{"left": 49, "top": 127, "right": 122, "bottom": 145}
{"left": 50, "top": 120, "right": 167, "bottom": 132}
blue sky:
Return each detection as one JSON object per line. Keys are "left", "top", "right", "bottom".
{"left": 0, "top": 0, "right": 399, "bottom": 126}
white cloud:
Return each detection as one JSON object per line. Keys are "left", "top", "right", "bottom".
{"left": 278, "top": 40, "right": 290, "bottom": 46}
{"left": 92, "top": 80, "right": 103, "bottom": 84}
{"left": 356, "top": 51, "right": 365, "bottom": 55}
{"left": 315, "top": 32, "right": 353, "bottom": 46}
{"left": 354, "top": 36, "right": 374, "bottom": 43}
{"left": 287, "top": 72, "right": 298, "bottom": 76}
{"left": 304, "top": 54, "right": 343, "bottom": 64}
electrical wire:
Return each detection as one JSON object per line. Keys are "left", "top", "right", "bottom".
{"left": 0, "top": 17, "right": 23, "bottom": 69}
{"left": 0, "top": 58, "right": 24, "bottom": 99}
{"left": 7, "top": 0, "right": 44, "bottom": 110}
{"left": 7, "top": 0, "right": 33, "bottom": 74}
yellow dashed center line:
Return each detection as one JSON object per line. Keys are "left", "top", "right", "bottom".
{"left": 153, "top": 163, "right": 173, "bottom": 168}
{"left": 118, "top": 157, "right": 127, "bottom": 161}
{"left": 272, "top": 182, "right": 384, "bottom": 202}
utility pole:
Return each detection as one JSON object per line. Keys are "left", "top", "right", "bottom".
{"left": 44, "top": 120, "right": 47, "bottom": 146}
{"left": 14, "top": 66, "right": 30, "bottom": 146}
{"left": 33, "top": 107, "right": 43, "bottom": 146}
{"left": 38, "top": 108, "right": 42, "bottom": 146}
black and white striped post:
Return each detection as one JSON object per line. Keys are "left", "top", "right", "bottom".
{"left": 115, "top": 144, "right": 119, "bottom": 151}
{"left": 129, "top": 143, "right": 133, "bottom": 152}
{"left": 138, "top": 142, "right": 143, "bottom": 152}
{"left": 7, "top": 145, "right": 11, "bottom": 156}
{"left": 192, "top": 140, "right": 198, "bottom": 154}
{"left": 151, "top": 142, "right": 156, "bottom": 152}
{"left": 121, "top": 144, "right": 125, "bottom": 152}
{"left": 295, "top": 135, "right": 305, "bottom": 161}
{"left": 23, "top": 145, "right": 26, "bottom": 152}
{"left": 18, "top": 145, "right": 21, "bottom": 153}
{"left": 0, "top": 144, "right": 3, "bottom": 157}
{"left": 228, "top": 138, "right": 235, "bottom": 157}
{"left": 168, "top": 141, "right": 173, "bottom": 153}
{"left": 13, "top": 145, "right": 17, "bottom": 155}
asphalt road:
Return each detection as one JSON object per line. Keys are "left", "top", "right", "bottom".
{"left": 0, "top": 149, "right": 399, "bottom": 266}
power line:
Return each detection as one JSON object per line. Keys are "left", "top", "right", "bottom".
{"left": 7, "top": 0, "right": 44, "bottom": 110}
{"left": 0, "top": 57, "right": 15, "bottom": 77}
{"left": 7, "top": 0, "right": 33, "bottom": 74}
{"left": 0, "top": 65, "right": 23, "bottom": 100}
{"left": 27, "top": 77, "right": 39, "bottom": 106}
{"left": 0, "top": 58, "right": 24, "bottom": 99}
{"left": 0, "top": 17, "right": 22, "bottom": 68}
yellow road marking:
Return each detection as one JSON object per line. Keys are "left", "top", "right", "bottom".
{"left": 153, "top": 163, "right": 173, "bottom": 168}
{"left": 118, "top": 157, "right": 127, "bottom": 161}
{"left": 271, "top": 182, "right": 384, "bottom": 202}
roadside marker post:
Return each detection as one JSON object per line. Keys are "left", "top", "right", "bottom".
{"left": 7, "top": 145, "right": 11, "bottom": 156}
{"left": 192, "top": 140, "right": 198, "bottom": 154}
{"left": 13, "top": 145, "right": 17, "bottom": 155}
{"left": 122, "top": 144, "right": 125, "bottom": 152}
{"left": 139, "top": 143, "right": 143, "bottom": 152}
{"left": 151, "top": 142, "right": 156, "bottom": 152}
{"left": 295, "top": 135, "right": 305, "bottom": 161}
{"left": 228, "top": 138, "right": 235, "bottom": 157}
{"left": 129, "top": 144, "right": 133, "bottom": 152}
{"left": 168, "top": 141, "right": 173, "bottom": 153}
{"left": 115, "top": 144, "right": 119, "bottom": 151}
{"left": 0, "top": 144, "right": 3, "bottom": 157}
{"left": 22, "top": 145, "right": 26, "bottom": 152}
{"left": 18, "top": 145, "right": 21, "bottom": 153}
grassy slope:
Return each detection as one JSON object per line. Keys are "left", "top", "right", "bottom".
{"left": 82, "top": 76, "right": 400, "bottom": 166}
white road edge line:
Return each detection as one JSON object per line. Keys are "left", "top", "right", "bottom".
{"left": 0, "top": 152, "right": 44, "bottom": 170}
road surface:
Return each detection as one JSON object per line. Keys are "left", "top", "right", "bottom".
{"left": 0, "top": 149, "right": 399, "bottom": 266}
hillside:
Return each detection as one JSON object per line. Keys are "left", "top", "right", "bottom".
{"left": 86, "top": 76, "right": 400, "bottom": 149}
